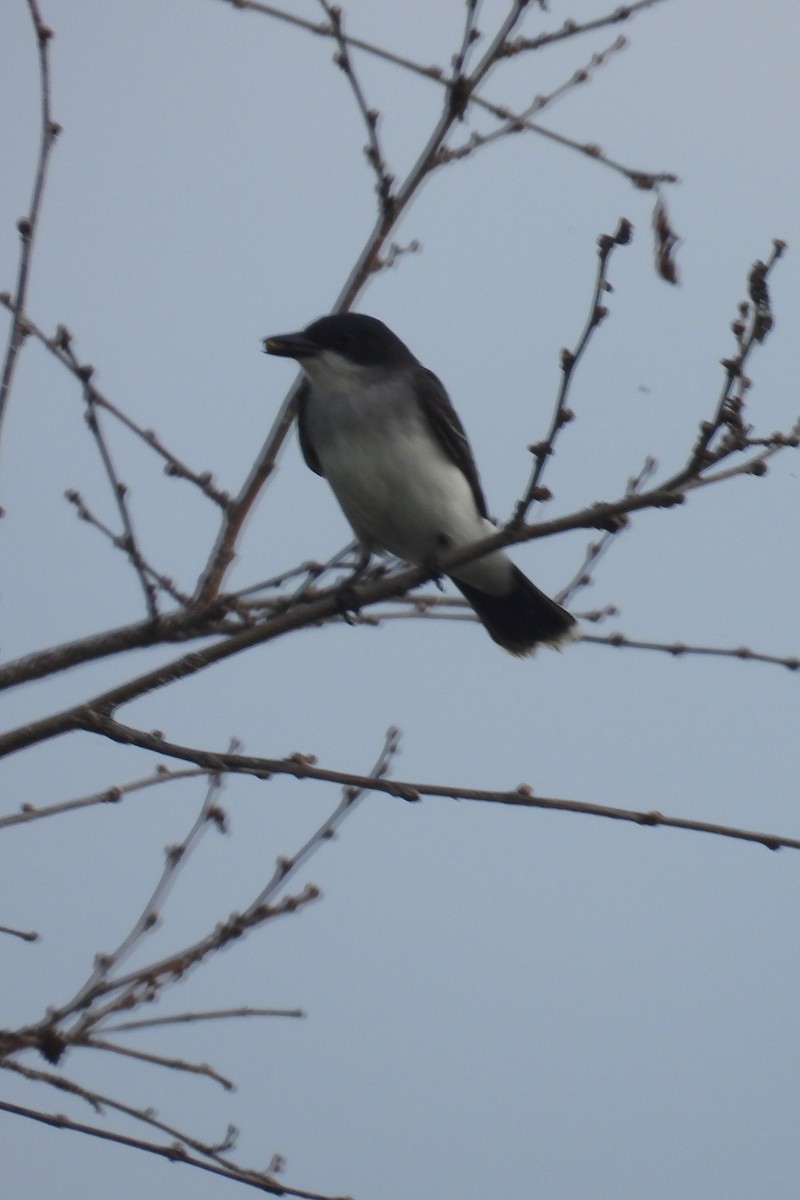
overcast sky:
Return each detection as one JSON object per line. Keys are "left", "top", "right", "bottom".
{"left": 2, "top": 2, "right": 800, "bottom": 1199}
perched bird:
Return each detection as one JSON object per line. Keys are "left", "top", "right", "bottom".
{"left": 264, "top": 313, "right": 576, "bottom": 655}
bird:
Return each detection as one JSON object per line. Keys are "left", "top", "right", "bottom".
{"left": 264, "top": 313, "right": 576, "bottom": 655}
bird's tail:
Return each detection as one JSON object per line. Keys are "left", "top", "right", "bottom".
{"left": 454, "top": 566, "right": 577, "bottom": 656}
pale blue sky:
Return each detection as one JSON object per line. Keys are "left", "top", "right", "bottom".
{"left": 1, "top": 3, "right": 799, "bottom": 1198}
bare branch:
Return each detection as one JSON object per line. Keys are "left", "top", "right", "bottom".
{"left": 0, "top": 301, "right": 231, "bottom": 507}
{"left": 59, "top": 753, "right": 235, "bottom": 1021}
{"left": 502, "top": 0, "right": 670, "bottom": 57}
{"left": 57, "top": 886, "right": 318, "bottom": 1035}
{"left": 100, "top": 1006, "right": 304, "bottom": 1033}
{"left": 556, "top": 456, "right": 657, "bottom": 605}
{"left": 48, "top": 716, "right": 800, "bottom": 855}
{"left": 686, "top": 239, "right": 787, "bottom": 473}
{"left": 319, "top": 0, "right": 394, "bottom": 217}
{"left": 0, "top": 765, "right": 211, "bottom": 829}
{"left": 0, "top": 923, "right": 39, "bottom": 942}
{"left": 582, "top": 632, "right": 800, "bottom": 671}
{"left": 78, "top": 389, "right": 159, "bottom": 616}
{"left": 77, "top": 1035, "right": 235, "bottom": 1090}
{"left": 2, "top": 408, "right": 797, "bottom": 765}
{"left": 221, "top": 0, "right": 678, "bottom": 189}
{"left": 0, "top": 1083, "right": 341, "bottom": 1199}
{"left": 0, "top": 0, "right": 59, "bottom": 448}
{"left": 246, "top": 725, "right": 401, "bottom": 911}
{"left": 441, "top": 35, "right": 630, "bottom": 165}
{"left": 64, "top": 488, "right": 192, "bottom": 605}
{"left": 514, "top": 218, "right": 634, "bottom": 522}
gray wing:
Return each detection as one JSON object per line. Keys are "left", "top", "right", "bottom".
{"left": 414, "top": 367, "right": 489, "bottom": 519}
{"left": 296, "top": 380, "right": 324, "bottom": 476}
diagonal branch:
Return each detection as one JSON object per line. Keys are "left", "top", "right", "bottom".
{"left": 0, "top": 301, "right": 231, "bottom": 507}
{"left": 40, "top": 714, "right": 800, "bottom": 856}
{"left": 0, "top": 1091, "right": 340, "bottom": 1199}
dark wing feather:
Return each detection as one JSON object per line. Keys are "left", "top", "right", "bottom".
{"left": 413, "top": 367, "right": 489, "bottom": 518}
{"left": 296, "top": 380, "right": 324, "bottom": 476}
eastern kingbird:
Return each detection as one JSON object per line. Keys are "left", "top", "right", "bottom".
{"left": 264, "top": 313, "right": 576, "bottom": 655}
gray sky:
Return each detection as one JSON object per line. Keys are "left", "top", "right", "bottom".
{"left": 1, "top": 2, "right": 799, "bottom": 1198}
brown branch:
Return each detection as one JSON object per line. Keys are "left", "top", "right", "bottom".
{"left": 0, "top": 923, "right": 39, "bottom": 942}
{"left": 59, "top": 886, "right": 319, "bottom": 1035}
{"left": 0, "top": 1085, "right": 340, "bottom": 1199}
{"left": 0, "top": 238, "right": 793, "bottom": 753}
{"left": 555, "top": 456, "right": 657, "bottom": 605}
{"left": 515, "top": 218, "right": 633, "bottom": 522}
{"left": 319, "top": 0, "right": 395, "bottom": 217}
{"left": 64, "top": 488, "right": 192, "bottom": 605}
{"left": 687, "top": 239, "right": 786, "bottom": 473}
{"left": 100, "top": 1006, "right": 304, "bottom": 1033}
{"left": 582, "top": 632, "right": 800, "bottom": 670}
{"left": 0, "top": 765, "right": 209, "bottom": 829}
{"left": 246, "top": 725, "right": 401, "bottom": 911}
{"left": 41, "top": 715, "right": 800, "bottom": 855}
{"left": 222, "top": 0, "right": 678, "bottom": 189}
{"left": 1, "top": 435, "right": 796, "bottom": 765}
{"left": 61, "top": 754, "right": 235, "bottom": 1021}
{"left": 502, "top": 0, "right": 670, "bottom": 57}
{"left": 70, "top": 729, "right": 397, "bottom": 1028}
{"left": 0, "top": 0, "right": 59, "bottom": 448}
{"left": 441, "top": 34, "right": 630, "bottom": 163}
{"left": 0, "top": 301, "right": 231, "bottom": 506}
{"left": 0, "top": 606, "right": 224, "bottom": 696}
{"left": 0, "top": 729, "right": 393, "bottom": 1054}
{"left": 350, "top": 604, "right": 799, "bottom": 672}
{"left": 78, "top": 389, "right": 159, "bottom": 616}
{"left": 77, "top": 1035, "right": 235, "bottom": 1090}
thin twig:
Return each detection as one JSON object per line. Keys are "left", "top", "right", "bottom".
{"left": 502, "top": 0, "right": 669, "bottom": 57}
{"left": 514, "top": 218, "right": 633, "bottom": 522}
{"left": 223, "top": 0, "right": 678, "bottom": 189}
{"left": 62, "top": 751, "right": 235, "bottom": 1023}
{"left": 0, "top": 301, "right": 230, "bottom": 506}
{"left": 77, "top": 1035, "right": 235, "bottom": 1090}
{"left": 55, "top": 887, "right": 318, "bottom": 1034}
{"left": 100, "top": 1006, "right": 304, "bottom": 1032}
{"left": 319, "top": 0, "right": 394, "bottom": 217}
{"left": 0, "top": 0, "right": 59, "bottom": 448}
{"left": 0, "top": 923, "right": 39, "bottom": 942}
{"left": 0, "top": 766, "right": 209, "bottom": 829}
{"left": 556, "top": 456, "right": 657, "bottom": 605}
{"left": 77, "top": 383, "right": 158, "bottom": 616}
{"left": 64, "top": 488, "right": 192, "bottom": 605}
{"left": 581, "top": 632, "right": 800, "bottom": 670}
{"left": 0, "top": 1080, "right": 340, "bottom": 1199}
{"left": 687, "top": 239, "right": 786, "bottom": 473}
{"left": 442, "top": 35, "right": 629, "bottom": 163}
{"left": 247, "top": 725, "right": 401, "bottom": 912}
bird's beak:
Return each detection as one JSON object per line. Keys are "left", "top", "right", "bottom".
{"left": 263, "top": 331, "right": 317, "bottom": 359}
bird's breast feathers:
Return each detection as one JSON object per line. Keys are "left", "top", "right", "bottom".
{"left": 304, "top": 384, "right": 489, "bottom": 567}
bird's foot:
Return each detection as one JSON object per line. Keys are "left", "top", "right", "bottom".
{"left": 423, "top": 535, "right": 451, "bottom": 591}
